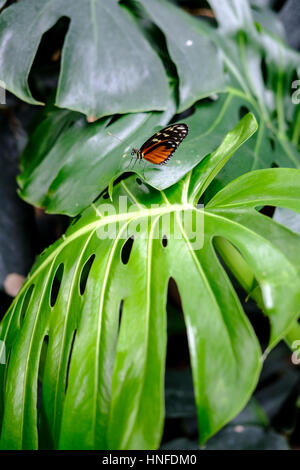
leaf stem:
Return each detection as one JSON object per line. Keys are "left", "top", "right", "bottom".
{"left": 226, "top": 86, "right": 260, "bottom": 114}
{"left": 238, "top": 31, "right": 270, "bottom": 124}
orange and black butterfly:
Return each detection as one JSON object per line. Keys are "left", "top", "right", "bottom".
{"left": 130, "top": 123, "right": 188, "bottom": 169}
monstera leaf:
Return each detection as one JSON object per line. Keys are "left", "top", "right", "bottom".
{"left": 1, "top": 114, "right": 300, "bottom": 450}
{"left": 0, "top": 0, "right": 224, "bottom": 119}
{"left": 0, "top": 0, "right": 168, "bottom": 117}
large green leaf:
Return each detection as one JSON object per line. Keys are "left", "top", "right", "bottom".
{"left": 0, "top": 0, "right": 170, "bottom": 118}
{"left": 137, "top": 0, "right": 225, "bottom": 111}
{"left": 0, "top": 0, "right": 225, "bottom": 119}
{"left": 17, "top": 100, "right": 258, "bottom": 216}
{"left": 1, "top": 116, "right": 300, "bottom": 450}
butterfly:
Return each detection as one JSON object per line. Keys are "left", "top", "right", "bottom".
{"left": 129, "top": 123, "right": 189, "bottom": 171}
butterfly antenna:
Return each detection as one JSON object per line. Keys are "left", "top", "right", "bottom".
{"left": 107, "top": 131, "right": 123, "bottom": 143}
{"left": 108, "top": 131, "right": 132, "bottom": 170}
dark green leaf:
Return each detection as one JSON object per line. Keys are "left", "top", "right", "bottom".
{"left": 138, "top": 0, "right": 225, "bottom": 111}
{"left": 204, "top": 425, "right": 289, "bottom": 450}
{"left": 162, "top": 426, "right": 289, "bottom": 450}
{"left": 0, "top": 0, "right": 170, "bottom": 118}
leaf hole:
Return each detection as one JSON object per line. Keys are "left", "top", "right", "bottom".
{"left": 162, "top": 235, "right": 168, "bottom": 247}
{"left": 37, "top": 335, "right": 49, "bottom": 409}
{"left": 36, "top": 334, "right": 50, "bottom": 449}
{"left": 70, "top": 214, "right": 81, "bottom": 226}
{"left": 239, "top": 105, "right": 250, "bottom": 119}
{"left": 19, "top": 284, "right": 35, "bottom": 326}
{"left": 256, "top": 205, "right": 276, "bottom": 218}
{"left": 271, "top": 0, "right": 286, "bottom": 12}
{"left": 67, "top": 120, "right": 76, "bottom": 129}
{"left": 122, "top": 0, "right": 182, "bottom": 106}
{"left": 261, "top": 56, "right": 268, "bottom": 87}
{"left": 3, "top": 348, "right": 11, "bottom": 394}
{"left": 38, "top": 335, "right": 56, "bottom": 449}
{"left": 65, "top": 330, "right": 77, "bottom": 393}
{"left": 106, "top": 114, "right": 122, "bottom": 128}
{"left": 50, "top": 263, "right": 64, "bottom": 307}
{"left": 28, "top": 16, "right": 71, "bottom": 102}
{"left": 0, "top": 347, "right": 11, "bottom": 435}
{"left": 121, "top": 236, "right": 134, "bottom": 265}
{"left": 166, "top": 278, "right": 191, "bottom": 368}
{"left": 79, "top": 254, "right": 96, "bottom": 295}
{"left": 171, "top": 105, "right": 196, "bottom": 122}
{"left": 212, "top": 237, "right": 271, "bottom": 349}
{"left": 269, "top": 137, "right": 276, "bottom": 152}
{"left": 118, "top": 300, "right": 124, "bottom": 333}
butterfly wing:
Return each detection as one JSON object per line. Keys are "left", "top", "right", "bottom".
{"left": 140, "top": 123, "right": 188, "bottom": 165}
{"left": 142, "top": 140, "right": 176, "bottom": 165}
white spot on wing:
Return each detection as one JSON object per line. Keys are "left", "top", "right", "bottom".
{"left": 186, "top": 40, "right": 193, "bottom": 46}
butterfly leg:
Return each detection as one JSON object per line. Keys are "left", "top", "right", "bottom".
{"left": 125, "top": 155, "right": 135, "bottom": 170}
{"left": 131, "top": 156, "right": 139, "bottom": 169}
{"left": 141, "top": 160, "right": 147, "bottom": 180}
{"left": 137, "top": 157, "right": 145, "bottom": 178}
